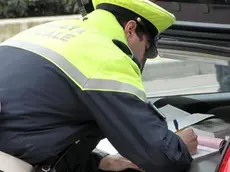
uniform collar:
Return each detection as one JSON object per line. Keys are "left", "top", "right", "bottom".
{"left": 85, "top": 9, "right": 129, "bottom": 46}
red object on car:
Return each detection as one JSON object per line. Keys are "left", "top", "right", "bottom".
{"left": 216, "top": 139, "right": 230, "bottom": 172}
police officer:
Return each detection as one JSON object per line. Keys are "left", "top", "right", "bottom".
{"left": 0, "top": 0, "right": 198, "bottom": 172}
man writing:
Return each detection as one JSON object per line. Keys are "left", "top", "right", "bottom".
{"left": 0, "top": 0, "right": 197, "bottom": 171}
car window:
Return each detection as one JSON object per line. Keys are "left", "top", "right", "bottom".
{"left": 142, "top": 57, "right": 230, "bottom": 97}
{"left": 146, "top": 0, "right": 230, "bottom": 98}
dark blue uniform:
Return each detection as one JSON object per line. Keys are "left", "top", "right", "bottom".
{"left": 0, "top": 46, "right": 192, "bottom": 172}
{"left": 0, "top": 46, "right": 104, "bottom": 165}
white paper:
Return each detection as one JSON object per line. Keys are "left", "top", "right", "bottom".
{"left": 96, "top": 139, "right": 118, "bottom": 154}
{"left": 159, "top": 104, "right": 191, "bottom": 121}
{"left": 167, "top": 113, "right": 215, "bottom": 132}
{"left": 192, "top": 145, "right": 219, "bottom": 159}
{"left": 159, "top": 104, "right": 214, "bottom": 132}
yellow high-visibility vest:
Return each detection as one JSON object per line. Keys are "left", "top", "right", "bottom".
{"left": 0, "top": 10, "right": 146, "bottom": 101}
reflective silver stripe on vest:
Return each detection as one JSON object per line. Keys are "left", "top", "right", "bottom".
{"left": 1, "top": 40, "right": 146, "bottom": 101}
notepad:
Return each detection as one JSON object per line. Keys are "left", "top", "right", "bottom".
{"left": 192, "top": 135, "right": 224, "bottom": 159}
{"left": 159, "top": 104, "right": 230, "bottom": 139}
{"left": 158, "top": 104, "right": 215, "bottom": 132}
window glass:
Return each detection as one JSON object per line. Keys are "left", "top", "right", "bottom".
{"left": 142, "top": 57, "right": 230, "bottom": 97}
{"left": 146, "top": 0, "right": 230, "bottom": 98}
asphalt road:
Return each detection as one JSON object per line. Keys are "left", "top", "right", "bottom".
{"left": 144, "top": 73, "right": 219, "bottom": 97}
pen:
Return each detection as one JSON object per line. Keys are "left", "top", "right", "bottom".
{"left": 173, "top": 119, "right": 179, "bottom": 132}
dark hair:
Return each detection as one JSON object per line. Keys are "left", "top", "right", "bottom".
{"left": 84, "top": 0, "right": 94, "bottom": 13}
{"left": 112, "top": 13, "right": 147, "bottom": 41}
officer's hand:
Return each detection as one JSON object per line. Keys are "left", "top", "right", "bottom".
{"left": 177, "top": 128, "right": 198, "bottom": 155}
{"left": 99, "top": 154, "right": 142, "bottom": 171}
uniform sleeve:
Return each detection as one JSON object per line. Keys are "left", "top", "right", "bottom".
{"left": 80, "top": 90, "right": 193, "bottom": 172}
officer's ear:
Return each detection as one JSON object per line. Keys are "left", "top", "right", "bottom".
{"left": 124, "top": 20, "right": 138, "bottom": 39}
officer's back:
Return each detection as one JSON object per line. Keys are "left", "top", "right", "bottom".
{"left": 0, "top": 1, "right": 197, "bottom": 171}
{"left": 0, "top": 43, "right": 101, "bottom": 164}
{"left": 0, "top": 8, "right": 143, "bottom": 166}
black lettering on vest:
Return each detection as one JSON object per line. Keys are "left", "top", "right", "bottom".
{"left": 41, "top": 31, "right": 55, "bottom": 37}
{"left": 31, "top": 30, "right": 49, "bottom": 36}
{"left": 71, "top": 28, "right": 85, "bottom": 34}
{"left": 60, "top": 25, "right": 78, "bottom": 31}
{"left": 51, "top": 32, "right": 63, "bottom": 40}
{"left": 23, "top": 25, "right": 82, "bottom": 41}
{"left": 60, "top": 34, "right": 76, "bottom": 42}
